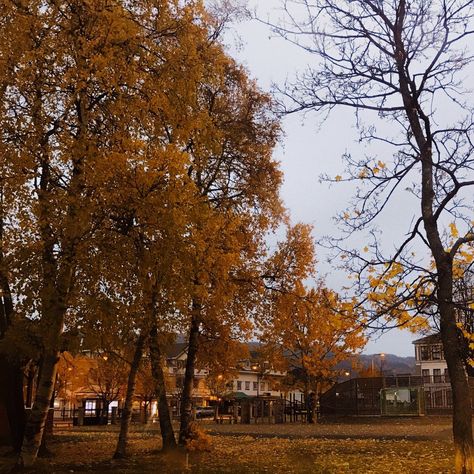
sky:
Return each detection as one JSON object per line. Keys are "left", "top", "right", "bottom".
{"left": 223, "top": 1, "right": 421, "bottom": 357}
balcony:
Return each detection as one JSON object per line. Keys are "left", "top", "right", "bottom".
{"left": 422, "top": 374, "right": 450, "bottom": 385}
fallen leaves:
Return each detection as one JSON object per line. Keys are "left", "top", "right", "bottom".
{"left": 0, "top": 420, "right": 455, "bottom": 473}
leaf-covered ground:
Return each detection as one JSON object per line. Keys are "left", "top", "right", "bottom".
{"left": 0, "top": 418, "right": 456, "bottom": 473}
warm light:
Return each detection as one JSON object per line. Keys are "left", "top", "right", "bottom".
{"left": 344, "top": 371, "right": 350, "bottom": 377}
{"left": 102, "top": 355, "right": 108, "bottom": 361}
{"left": 251, "top": 365, "right": 258, "bottom": 371}
{"left": 217, "top": 374, "right": 223, "bottom": 380}
{"left": 380, "top": 353, "right": 385, "bottom": 358}
{"left": 68, "top": 367, "right": 73, "bottom": 371}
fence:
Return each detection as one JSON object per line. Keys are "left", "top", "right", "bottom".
{"left": 319, "top": 375, "right": 474, "bottom": 416}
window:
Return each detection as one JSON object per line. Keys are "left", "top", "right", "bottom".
{"left": 422, "top": 369, "right": 430, "bottom": 383}
{"left": 444, "top": 368, "right": 450, "bottom": 383}
{"left": 84, "top": 400, "right": 96, "bottom": 416}
{"left": 433, "top": 389, "right": 444, "bottom": 407}
{"left": 433, "top": 368, "right": 442, "bottom": 383}
{"left": 260, "top": 382, "right": 265, "bottom": 392}
{"left": 245, "top": 381, "right": 250, "bottom": 390}
{"left": 420, "top": 346, "right": 431, "bottom": 360}
{"left": 85, "top": 400, "right": 96, "bottom": 411}
{"left": 237, "top": 381, "right": 242, "bottom": 390}
{"left": 431, "top": 345, "right": 443, "bottom": 360}
{"left": 253, "top": 381, "right": 258, "bottom": 391}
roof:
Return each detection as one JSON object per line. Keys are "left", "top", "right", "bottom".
{"left": 166, "top": 342, "right": 188, "bottom": 359}
{"left": 412, "top": 333, "right": 442, "bottom": 345}
{"left": 165, "top": 340, "right": 262, "bottom": 360}
{"left": 224, "top": 391, "right": 250, "bottom": 400}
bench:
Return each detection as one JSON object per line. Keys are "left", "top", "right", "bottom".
{"left": 217, "top": 414, "right": 237, "bottom": 424}
{"left": 54, "top": 420, "right": 73, "bottom": 428}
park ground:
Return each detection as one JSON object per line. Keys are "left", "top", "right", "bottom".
{"left": 0, "top": 417, "right": 456, "bottom": 473}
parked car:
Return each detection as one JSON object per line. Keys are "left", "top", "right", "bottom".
{"left": 195, "top": 406, "right": 215, "bottom": 419}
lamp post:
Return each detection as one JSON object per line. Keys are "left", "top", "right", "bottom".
{"left": 251, "top": 365, "right": 260, "bottom": 397}
{"left": 371, "top": 353, "right": 386, "bottom": 376}
{"left": 380, "top": 353, "right": 385, "bottom": 376}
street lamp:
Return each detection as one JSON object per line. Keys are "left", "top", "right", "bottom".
{"left": 371, "top": 353, "right": 386, "bottom": 376}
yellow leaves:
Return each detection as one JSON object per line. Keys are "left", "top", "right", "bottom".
{"left": 363, "top": 246, "right": 369, "bottom": 253}
{"left": 364, "top": 259, "right": 435, "bottom": 332}
{"left": 377, "top": 160, "right": 386, "bottom": 169}
{"left": 335, "top": 175, "right": 342, "bottom": 181}
{"left": 449, "top": 222, "right": 459, "bottom": 238}
{"left": 185, "top": 423, "right": 212, "bottom": 453}
{"left": 368, "top": 275, "right": 381, "bottom": 289}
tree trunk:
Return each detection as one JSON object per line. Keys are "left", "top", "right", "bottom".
{"left": 392, "top": 18, "right": 474, "bottom": 469}
{"left": 18, "top": 349, "right": 59, "bottom": 467}
{"left": 179, "top": 306, "right": 200, "bottom": 445}
{"left": 143, "top": 401, "right": 150, "bottom": 424}
{"left": 417, "top": 130, "right": 474, "bottom": 472}
{"left": 439, "top": 270, "right": 473, "bottom": 473}
{"left": 114, "top": 333, "right": 146, "bottom": 459}
{"left": 0, "top": 357, "right": 25, "bottom": 452}
{"left": 0, "top": 235, "right": 24, "bottom": 452}
{"left": 303, "top": 380, "right": 314, "bottom": 424}
{"left": 38, "top": 383, "right": 55, "bottom": 459}
{"left": 149, "top": 326, "right": 176, "bottom": 451}
{"left": 25, "top": 364, "right": 36, "bottom": 408}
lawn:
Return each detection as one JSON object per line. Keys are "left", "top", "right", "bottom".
{"left": 0, "top": 418, "right": 455, "bottom": 473}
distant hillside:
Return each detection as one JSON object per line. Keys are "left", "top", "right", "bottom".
{"left": 359, "top": 353, "right": 416, "bottom": 375}
{"left": 338, "top": 353, "right": 417, "bottom": 376}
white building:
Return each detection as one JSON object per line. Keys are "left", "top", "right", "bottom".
{"left": 412, "top": 334, "right": 449, "bottom": 383}
{"left": 165, "top": 342, "right": 304, "bottom": 404}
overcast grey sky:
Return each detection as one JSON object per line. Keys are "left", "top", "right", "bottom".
{"left": 224, "top": 1, "right": 420, "bottom": 357}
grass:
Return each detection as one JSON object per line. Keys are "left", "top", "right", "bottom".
{"left": 0, "top": 417, "right": 456, "bottom": 473}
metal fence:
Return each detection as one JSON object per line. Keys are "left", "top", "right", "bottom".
{"left": 319, "top": 375, "right": 466, "bottom": 416}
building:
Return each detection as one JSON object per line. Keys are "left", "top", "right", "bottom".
{"left": 320, "top": 334, "right": 463, "bottom": 416}
{"left": 165, "top": 342, "right": 304, "bottom": 404}
{"left": 412, "top": 334, "right": 449, "bottom": 384}
{"left": 50, "top": 340, "right": 305, "bottom": 425}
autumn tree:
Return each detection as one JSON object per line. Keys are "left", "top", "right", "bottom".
{"left": 1, "top": 1, "right": 164, "bottom": 465}
{"left": 2, "top": 0, "right": 283, "bottom": 464}
{"left": 0, "top": 0, "right": 212, "bottom": 465}
{"left": 0, "top": 0, "right": 39, "bottom": 452}
{"left": 261, "top": 225, "right": 365, "bottom": 422}
{"left": 135, "top": 359, "right": 156, "bottom": 424}
{"left": 87, "top": 355, "right": 127, "bottom": 424}
{"left": 174, "top": 52, "right": 283, "bottom": 445}
{"left": 273, "top": 1, "right": 474, "bottom": 470}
